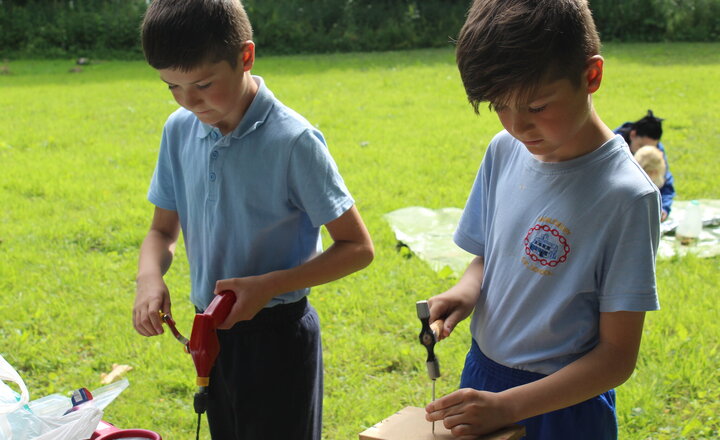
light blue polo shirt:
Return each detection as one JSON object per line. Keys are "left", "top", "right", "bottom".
{"left": 148, "top": 76, "right": 355, "bottom": 310}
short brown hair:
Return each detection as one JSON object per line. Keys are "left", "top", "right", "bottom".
{"left": 456, "top": 0, "right": 601, "bottom": 113}
{"left": 142, "top": 0, "right": 253, "bottom": 71}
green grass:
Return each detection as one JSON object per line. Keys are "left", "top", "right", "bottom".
{"left": 0, "top": 43, "right": 719, "bottom": 439}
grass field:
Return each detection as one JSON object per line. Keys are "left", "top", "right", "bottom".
{"left": 1, "top": 43, "right": 719, "bottom": 439}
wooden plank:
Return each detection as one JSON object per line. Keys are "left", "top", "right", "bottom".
{"left": 359, "top": 406, "right": 525, "bottom": 440}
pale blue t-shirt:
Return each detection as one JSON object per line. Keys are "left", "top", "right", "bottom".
{"left": 455, "top": 131, "right": 660, "bottom": 375}
{"left": 148, "top": 76, "right": 354, "bottom": 310}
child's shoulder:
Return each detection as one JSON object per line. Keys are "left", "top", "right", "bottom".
{"left": 491, "top": 129, "right": 517, "bottom": 144}
{"left": 237, "top": 78, "right": 322, "bottom": 145}
{"left": 164, "top": 106, "right": 198, "bottom": 131}
{"left": 265, "top": 93, "right": 320, "bottom": 139}
{"left": 597, "top": 137, "right": 660, "bottom": 202}
{"left": 482, "top": 130, "right": 525, "bottom": 164}
{"left": 253, "top": 93, "right": 328, "bottom": 154}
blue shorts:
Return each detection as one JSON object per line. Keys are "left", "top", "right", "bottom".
{"left": 460, "top": 340, "right": 617, "bottom": 440}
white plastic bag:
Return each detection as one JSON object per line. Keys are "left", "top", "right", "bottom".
{"left": 0, "top": 354, "right": 122, "bottom": 440}
{"left": 0, "top": 354, "right": 30, "bottom": 439}
{"left": 32, "top": 404, "right": 103, "bottom": 440}
{"left": 0, "top": 355, "right": 29, "bottom": 413}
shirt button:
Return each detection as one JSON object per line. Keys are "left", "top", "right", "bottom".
{"left": 211, "top": 151, "right": 219, "bottom": 159}
{"left": 209, "top": 172, "right": 216, "bottom": 182}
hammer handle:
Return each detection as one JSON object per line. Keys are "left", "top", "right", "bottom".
{"left": 430, "top": 319, "right": 445, "bottom": 341}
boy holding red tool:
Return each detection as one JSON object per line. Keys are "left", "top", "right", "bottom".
{"left": 132, "top": 1, "right": 374, "bottom": 439}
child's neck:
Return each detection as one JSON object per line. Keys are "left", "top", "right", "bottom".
{"left": 544, "top": 109, "right": 614, "bottom": 163}
{"left": 581, "top": 110, "right": 615, "bottom": 155}
{"left": 217, "top": 73, "right": 259, "bottom": 136}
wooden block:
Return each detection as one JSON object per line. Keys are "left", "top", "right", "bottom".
{"left": 359, "top": 406, "right": 525, "bottom": 440}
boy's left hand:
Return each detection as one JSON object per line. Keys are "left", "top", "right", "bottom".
{"left": 214, "top": 276, "right": 272, "bottom": 328}
{"left": 425, "top": 388, "right": 515, "bottom": 439}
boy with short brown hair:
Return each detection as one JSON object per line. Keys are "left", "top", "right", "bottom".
{"left": 133, "top": 1, "right": 374, "bottom": 439}
{"left": 425, "top": 1, "right": 661, "bottom": 438}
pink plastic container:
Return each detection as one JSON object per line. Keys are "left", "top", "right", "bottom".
{"left": 91, "top": 420, "right": 162, "bottom": 440}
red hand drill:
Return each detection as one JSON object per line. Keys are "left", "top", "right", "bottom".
{"left": 160, "top": 290, "right": 236, "bottom": 415}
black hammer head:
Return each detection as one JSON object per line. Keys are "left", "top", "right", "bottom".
{"left": 416, "top": 300, "right": 440, "bottom": 380}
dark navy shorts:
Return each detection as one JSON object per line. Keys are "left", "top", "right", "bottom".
{"left": 460, "top": 340, "right": 617, "bottom": 440}
{"left": 206, "top": 297, "right": 322, "bottom": 440}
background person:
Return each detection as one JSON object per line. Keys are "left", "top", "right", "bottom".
{"left": 615, "top": 110, "right": 675, "bottom": 220}
{"left": 634, "top": 145, "right": 667, "bottom": 189}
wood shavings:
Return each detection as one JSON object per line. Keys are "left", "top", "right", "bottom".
{"left": 100, "top": 364, "right": 133, "bottom": 385}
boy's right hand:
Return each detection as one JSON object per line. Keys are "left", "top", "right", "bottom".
{"left": 133, "top": 274, "right": 172, "bottom": 337}
{"left": 426, "top": 256, "right": 485, "bottom": 340}
{"left": 427, "top": 289, "right": 476, "bottom": 341}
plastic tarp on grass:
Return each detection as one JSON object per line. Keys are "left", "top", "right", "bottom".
{"left": 385, "top": 200, "right": 720, "bottom": 277}
{"left": 384, "top": 207, "right": 472, "bottom": 277}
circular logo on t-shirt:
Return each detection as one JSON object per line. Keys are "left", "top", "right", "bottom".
{"left": 524, "top": 224, "right": 570, "bottom": 267}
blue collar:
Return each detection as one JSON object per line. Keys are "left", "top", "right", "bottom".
{"left": 197, "top": 75, "right": 274, "bottom": 141}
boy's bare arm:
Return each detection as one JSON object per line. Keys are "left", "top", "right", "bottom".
{"left": 503, "top": 310, "right": 645, "bottom": 417}
{"left": 133, "top": 207, "right": 180, "bottom": 336}
{"left": 214, "top": 205, "right": 374, "bottom": 327}
{"left": 427, "top": 256, "right": 485, "bottom": 340}
{"left": 426, "top": 311, "right": 645, "bottom": 437}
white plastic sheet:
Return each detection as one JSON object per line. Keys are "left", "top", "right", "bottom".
{"left": 384, "top": 207, "right": 473, "bottom": 277}
{"left": 385, "top": 201, "right": 720, "bottom": 278}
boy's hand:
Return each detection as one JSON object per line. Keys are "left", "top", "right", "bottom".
{"left": 427, "top": 291, "right": 476, "bottom": 341}
{"left": 214, "top": 275, "right": 273, "bottom": 328}
{"left": 425, "top": 388, "right": 515, "bottom": 439}
{"left": 426, "top": 256, "right": 484, "bottom": 340}
{"left": 133, "top": 274, "right": 172, "bottom": 336}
